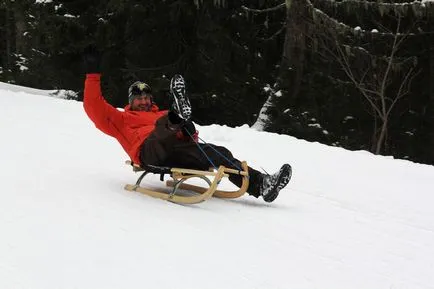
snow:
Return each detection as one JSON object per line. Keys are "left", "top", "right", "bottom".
{"left": 0, "top": 81, "right": 77, "bottom": 99}
{"left": 308, "top": 123, "right": 322, "bottom": 128}
{"left": 1, "top": 81, "right": 434, "bottom": 289}
{"left": 63, "top": 14, "right": 78, "bottom": 18}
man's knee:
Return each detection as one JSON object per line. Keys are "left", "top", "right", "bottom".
{"left": 214, "top": 145, "right": 233, "bottom": 158}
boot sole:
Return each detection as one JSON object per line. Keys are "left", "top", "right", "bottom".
{"left": 171, "top": 76, "right": 191, "bottom": 120}
{"left": 263, "top": 164, "right": 292, "bottom": 203}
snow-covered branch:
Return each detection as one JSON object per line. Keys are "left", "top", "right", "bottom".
{"left": 310, "top": 0, "right": 430, "bottom": 18}
{"left": 310, "top": 5, "right": 418, "bottom": 38}
{"left": 241, "top": 3, "right": 286, "bottom": 14}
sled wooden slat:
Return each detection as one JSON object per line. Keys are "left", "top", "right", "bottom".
{"left": 125, "top": 182, "right": 205, "bottom": 204}
{"left": 124, "top": 184, "right": 211, "bottom": 204}
{"left": 220, "top": 167, "right": 249, "bottom": 176}
{"left": 125, "top": 160, "right": 229, "bottom": 177}
{"left": 124, "top": 161, "right": 248, "bottom": 204}
{"left": 124, "top": 166, "right": 226, "bottom": 204}
{"left": 165, "top": 181, "right": 246, "bottom": 199}
{"left": 166, "top": 162, "right": 249, "bottom": 199}
{"left": 171, "top": 168, "right": 230, "bottom": 178}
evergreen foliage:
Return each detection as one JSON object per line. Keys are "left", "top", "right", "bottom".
{"left": 0, "top": 0, "right": 432, "bottom": 164}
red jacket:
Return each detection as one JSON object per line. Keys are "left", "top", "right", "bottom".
{"left": 83, "top": 73, "right": 168, "bottom": 164}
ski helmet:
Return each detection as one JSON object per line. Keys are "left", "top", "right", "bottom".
{"left": 128, "top": 81, "right": 152, "bottom": 105}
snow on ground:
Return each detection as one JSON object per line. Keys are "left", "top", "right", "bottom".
{"left": 1, "top": 82, "right": 434, "bottom": 289}
{"left": 0, "top": 81, "right": 77, "bottom": 99}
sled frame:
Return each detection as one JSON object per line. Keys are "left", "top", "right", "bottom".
{"left": 124, "top": 161, "right": 249, "bottom": 204}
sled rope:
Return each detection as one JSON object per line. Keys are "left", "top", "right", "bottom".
{"left": 190, "top": 133, "right": 218, "bottom": 169}
{"left": 198, "top": 137, "right": 243, "bottom": 172}
{"left": 185, "top": 128, "right": 243, "bottom": 172}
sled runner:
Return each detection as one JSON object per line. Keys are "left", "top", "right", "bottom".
{"left": 124, "top": 160, "right": 249, "bottom": 204}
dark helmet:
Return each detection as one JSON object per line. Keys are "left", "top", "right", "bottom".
{"left": 128, "top": 81, "right": 152, "bottom": 104}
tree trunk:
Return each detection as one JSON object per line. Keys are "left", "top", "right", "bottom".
{"left": 371, "top": 109, "right": 378, "bottom": 152}
{"left": 251, "top": 85, "right": 276, "bottom": 130}
{"left": 14, "top": 3, "right": 26, "bottom": 55}
{"left": 376, "top": 118, "right": 388, "bottom": 155}
{"left": 278, "top": 0, "right": 308, "bottom": 98}
{"left": 5, "top": 4, "right": 12, "bottom": 70}
{"left": 429, "top": 2, "right": 434, "bottom": 164}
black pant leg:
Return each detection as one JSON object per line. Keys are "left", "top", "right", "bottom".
{"left": 139, "top": 114, "right": 183, "bottom": 166}
{"left": 166, "top": 143, "right": 262, "bottom": 197}
{"left": 163, "top": 142, "right": 210, "bottom": 170}
{"left": 202, "top": 144, "right": 263, "bottom": 198}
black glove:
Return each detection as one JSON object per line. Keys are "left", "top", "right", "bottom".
{"left": 168, "top": 110, "right": 182, "bottom": 125}
{"left": 182, "top": 120, "right": 196, "bottom": 136}
{"left": 83, "top": 45, "right": 101, "bottom": 74}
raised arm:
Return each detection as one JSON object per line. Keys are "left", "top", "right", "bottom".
{"left": 83, "top": 73, "right": 124, "bottom": 136}
{"left": 82, "top": 47, "right": 124, "bottom": 136}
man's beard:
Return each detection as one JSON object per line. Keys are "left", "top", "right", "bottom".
{"left": 136, "top": 104, "right": 151, "bottom": 111}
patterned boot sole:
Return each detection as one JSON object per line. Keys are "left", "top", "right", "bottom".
{"left": 170, "top": 75, "right": 192, "bottom": 120}
{"left": 263, "top": 164, "right": 292, "bottom": 203}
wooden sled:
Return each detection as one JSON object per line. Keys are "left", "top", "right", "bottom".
{"left": 124, "top": 161, "right": 249, "bottom": 204}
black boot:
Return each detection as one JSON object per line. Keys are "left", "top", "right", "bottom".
{"left": 169, "top": 74, "right": 192, "bottom": 120}
{"left": 260, "top": 164, "right": 292, "bottom": 202}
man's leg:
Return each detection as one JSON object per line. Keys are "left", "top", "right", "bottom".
{"left": 164, "top": 142, "right": 292, "bottom": 202}
{"left": 139, "top": 114, "right": 182, "bottom": 166}
{"left": 163, "top": 142, "right": 264, "bottom": 198}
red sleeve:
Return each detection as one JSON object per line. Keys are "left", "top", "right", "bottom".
{"left": 83, "top": 73, "right": 124, "bottom": 136}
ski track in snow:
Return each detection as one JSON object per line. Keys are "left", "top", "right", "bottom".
{"left": 1, "top": 84, "right": 434, "bottom": 289}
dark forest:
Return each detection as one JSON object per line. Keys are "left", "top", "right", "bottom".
{"left": 1, "top": 0, "right": 433, "bottom": 164}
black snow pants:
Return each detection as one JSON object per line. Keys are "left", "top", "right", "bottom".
{"left": 139, "top": 115, "right": 262, "bottom": 197}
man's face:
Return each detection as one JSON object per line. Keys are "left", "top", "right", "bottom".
{"left": 131, "top": 95, "right": 152, "bottom": 111}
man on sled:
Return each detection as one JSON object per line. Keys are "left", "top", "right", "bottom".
{"left": 83, "top": 51, "right": 291, "bottom": 203}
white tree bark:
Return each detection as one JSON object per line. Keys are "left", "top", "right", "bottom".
{"left": 251, "top": 85, "right": 277, "bottom": 130}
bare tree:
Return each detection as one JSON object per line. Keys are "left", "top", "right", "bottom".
{"left": 317, "top": 16, "right": 418, "bottom": 154}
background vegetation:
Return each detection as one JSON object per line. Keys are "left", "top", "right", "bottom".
{"left": 1, "top": 0, "right": 433, "bottom": 164}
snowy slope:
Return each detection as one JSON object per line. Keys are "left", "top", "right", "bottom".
{"left": 1, "top": 82, "right": 434, "bottom": 289}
